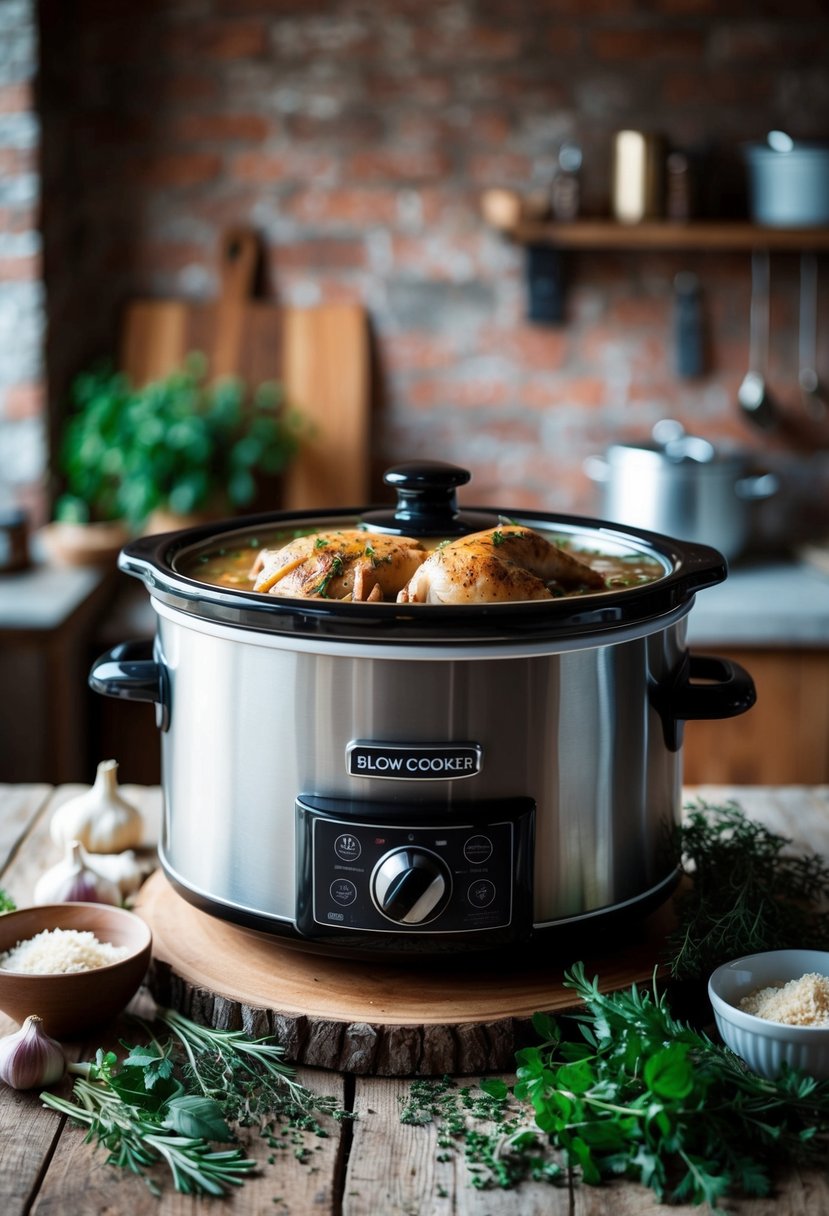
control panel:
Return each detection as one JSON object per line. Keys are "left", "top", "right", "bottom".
{"left": 295, "top": 796, "right": 534, "bottom": 939}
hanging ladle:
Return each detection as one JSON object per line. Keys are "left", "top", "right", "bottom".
{"left": 798, "top": 251, "right": 827, "bottom": 419}
{"left": 737, "top": 249, "right": 782, "bottom": 432}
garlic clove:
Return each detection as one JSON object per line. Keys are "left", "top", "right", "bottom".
{"left": 0, "top": 1014, "right": 66, "bottom": 1090}
{"left": 82, "top": 849, "right": 155, "bottom": 897}
{"left": 34, "top": 840, "right": 122, "bottom": 907}
{"left": 49, "top": 759, "right": 143, "bottom": 855}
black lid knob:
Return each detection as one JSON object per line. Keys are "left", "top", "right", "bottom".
{"left": 360, "top": 461, "right": 499, "bottom": 536}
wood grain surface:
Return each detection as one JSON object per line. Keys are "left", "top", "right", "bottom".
{"left": 1, "top": 783, "right": 827, "bottom": 1214}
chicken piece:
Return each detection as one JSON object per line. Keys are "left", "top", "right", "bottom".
{"left": 252, "top": 530, "right": 427, "bottom": 601}
{"left": 397, "top": 525, "right": 606, "bottom": 604}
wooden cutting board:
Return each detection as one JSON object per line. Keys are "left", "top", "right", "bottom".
{"left": 120, "top": 228, "right": 371, "bottom": 511}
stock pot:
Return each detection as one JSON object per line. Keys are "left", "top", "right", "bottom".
{"left": 586, "top": 421, "right": 778, "bottom": 562}
{"left": 90, "top": 462, "right": 756, "bottom": 958}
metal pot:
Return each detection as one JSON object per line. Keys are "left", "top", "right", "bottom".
{"left": 90, "top": 461, "right": 756, "bottom": 958}
{"left": 585, "top": 421, "right": 778, "bottom": 562}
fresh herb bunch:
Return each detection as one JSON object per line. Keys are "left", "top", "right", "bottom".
{"left": 670, "top": 801, "right": 829, "bottom": 979}
{"left": 56, "top": 357, "right": 300, "bottom": 528}
{"left": 41, "top": 1004, "right": 348, "bottom": 1196}
{"left": 511, "top": 963, "right": 829, "bottom": 1213}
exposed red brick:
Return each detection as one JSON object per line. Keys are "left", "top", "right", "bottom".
{"left": 162, "top": 20, "right": 269, "bottom": 60}
{"left": 0, "top": 148, "right": 37, "bottom": 176}
{"left": 463, "top": 151, "right": 536, "bottom": 186}
{"left": 168, "top": 114, "right": 271, "bottom": 144}
{"left": 482, "top": 326, "right": 570, "bottom": 372}
{"left": 286, "top": 188, "right": 400, "bottom": 228}
{"left": 231, "top": 150, "right": 337, "bottom": 182}
{"left": 0, "top": 205, "right": 38, "bottom": 234}
{"left": 345, "top": 149, "right": 452, "bottom": 183}
{"left": 383, "top": 333, "right": 458, "bottom": 373}
{"left": 129, "top": 152, "right": 223, "bottom": 188}
{"left": 4, "top": 382, "right": 45, "bottom": 421}
{"left": 266, "top": 238, "right": 368, "bottom": 271}
{"left": 366, "top": 73, "right": 454, "bottom": 107}
{"left": 0, "top": 82, "right": 33, "bottom": 114}
{"left": 591, "top": 28, "right": 707, "bottom": 59}
{"left": 0, "top": 254, "right": 41, "bottom": 281}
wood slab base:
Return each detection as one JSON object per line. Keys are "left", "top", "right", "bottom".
{"left": 135, "top": 870, "right": 673, "bottom": 1076}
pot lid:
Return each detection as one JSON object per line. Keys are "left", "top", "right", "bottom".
{"left": 118, "top": 462, "right": 728, "bottom": 645}
{"left": 608, "top": 420, "right": 747, "bottom": 469}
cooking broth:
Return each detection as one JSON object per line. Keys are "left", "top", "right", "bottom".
{"left": 180, "top": 524, "right": 666, "bottom": 600}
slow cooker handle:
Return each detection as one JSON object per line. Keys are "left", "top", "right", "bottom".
{"left": 88, "top": 639, "right": 170, "bottom": 731}
{"left": 655, "top": 652, "right": 757, "bottom": 751}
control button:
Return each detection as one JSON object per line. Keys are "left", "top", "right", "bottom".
{"left": 371, "top": 847, "right": 451, "bottom": 925}
{"left": 334, "top": 833, "right": 362, "bottom": 862}
{"left": 463, "top": 835, "right": 493, "bottom": 865}
{"left": 467, "top": 879, "right": 496, "bottom": 908}
{"left": 330, "top": 879, "right": 358, "bottom": 907}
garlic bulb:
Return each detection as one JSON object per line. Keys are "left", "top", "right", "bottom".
{"left": 82, "top": 849, "right": 155, "bottom": 897}
{"left": 50, "top": 760, "right": 143, "bottom": 854}
{"left": 34, "top": 840, "right": 122, "bottom": 906}
{"left": 0, "top": 1015, "right": 66, "bottom": 1089}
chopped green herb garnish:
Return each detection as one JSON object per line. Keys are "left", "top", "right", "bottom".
{"left": 0, "top": 887, "right": 15, "bottom": 913}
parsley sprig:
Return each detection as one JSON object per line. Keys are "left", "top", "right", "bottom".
{"left": 41, "top": 1004, "right": 348, "bottom": 1196}
{"left": 508, "top": 963, "right": 829, "bottom": 1212}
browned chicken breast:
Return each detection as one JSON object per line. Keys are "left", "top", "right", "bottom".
{"left": 252, "top": 530, "right": 427, "bottom": 601}
{"left": 397, "top": 525, "right": 606, "bottom": 604}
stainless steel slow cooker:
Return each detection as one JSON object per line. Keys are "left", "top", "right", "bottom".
{"left": 90, "top": 461, "right": 756, "bottom": 958}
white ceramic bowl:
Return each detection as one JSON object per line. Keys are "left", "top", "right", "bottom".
{"left": 708, "top": 949, "right": 829, "bottom": 1079}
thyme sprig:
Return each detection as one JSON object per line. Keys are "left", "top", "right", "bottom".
{"left": 669, "top": 801, "right": 829, "bottom": 979}
{"left": 41, "top": 1003, "right": 349, "bottom": 1196}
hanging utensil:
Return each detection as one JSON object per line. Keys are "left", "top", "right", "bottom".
{"left": 738, "top": 250, "right": 782, "bottom": 431}
{"left": 798, "top": 251, "right": 826, "bottom": 419}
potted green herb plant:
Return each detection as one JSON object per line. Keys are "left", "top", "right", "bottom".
{"left": 44, "top": 356, "right": 300, "bottom": 562}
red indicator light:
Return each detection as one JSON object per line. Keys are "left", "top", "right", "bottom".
{"left": 374, "top": 837, "right": 386, "bottom": 845}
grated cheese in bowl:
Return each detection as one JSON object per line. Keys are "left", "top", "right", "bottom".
{"left": 740, "top": 972, "right": 829, "bottom": 1028}
{"left": 0, "top": 927, "right": 130, "bottom": 974}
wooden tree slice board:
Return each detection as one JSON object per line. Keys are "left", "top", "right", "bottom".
{"left": 135, "top": 870, "right": 675, "bottom": 1076}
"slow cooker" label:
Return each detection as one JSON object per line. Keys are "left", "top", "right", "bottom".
{"left": 346, "top": 741, "right": 483, "bottom": 780}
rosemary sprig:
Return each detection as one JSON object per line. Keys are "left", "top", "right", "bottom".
{"left": 41, "top": 1004, "right": 349, "bottom": 1196}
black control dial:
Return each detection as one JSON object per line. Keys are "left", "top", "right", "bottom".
{"left": 371, "top": 847, "right": 452, "bottom": 925}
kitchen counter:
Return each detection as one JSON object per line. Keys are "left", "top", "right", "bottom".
{"left": 687, "top": 557, "right": 829, "bottom": 648}
{"left": 1, "top": 782, "right": 828, "bottom": 1215}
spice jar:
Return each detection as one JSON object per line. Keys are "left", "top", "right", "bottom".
{"left": 611, "top": 131, "right": 664, "bottom": 224}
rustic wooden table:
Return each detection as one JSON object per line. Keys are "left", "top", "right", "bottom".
{"left": 1, "top": 782, "right": 828, "bottom": 1215}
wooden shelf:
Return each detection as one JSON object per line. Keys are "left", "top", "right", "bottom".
{"left": 512, "top": 219, "right": 829, "bottom": 251}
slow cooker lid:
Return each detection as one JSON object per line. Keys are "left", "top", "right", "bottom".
{"left": 118, "top": 469, "right": 728, "bottom": 644}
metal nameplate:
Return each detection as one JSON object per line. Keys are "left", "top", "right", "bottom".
{"left": 346, "top": 741, "right": 483, "bottom": 780}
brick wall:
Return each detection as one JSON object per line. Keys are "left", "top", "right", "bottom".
{"left": 34, "top": 0, "right": 829, "bottom": 523}
{"left": 0, "top": 0, "right": 43, "bottom": 523}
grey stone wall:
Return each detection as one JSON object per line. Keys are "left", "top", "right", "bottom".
{"left": 0, "top": 0, "right": 44, "bottom": 522}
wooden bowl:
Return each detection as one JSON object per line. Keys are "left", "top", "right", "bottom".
{"left": 0, "top": 904, "right": 152, "bottom": 1039}
{"left": 37, "top": 520, "right": 130, "bottom": 568}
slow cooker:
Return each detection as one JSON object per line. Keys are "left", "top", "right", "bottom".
{"left": 90, "top": 461, "right": 756, "bottom": 958}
